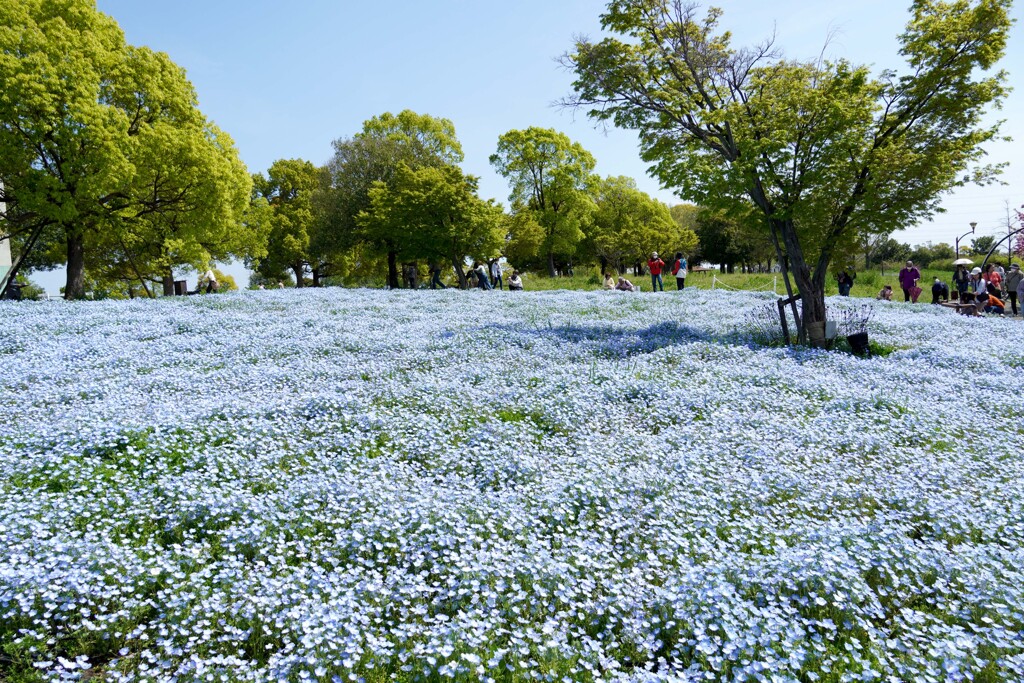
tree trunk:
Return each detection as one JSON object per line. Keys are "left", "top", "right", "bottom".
{"left": 162, "top": 270, "right": 174, "bottom": 297}
{"left": 65, "top": 232, "right": 86, "bottom": 300}
{"left": 775, "top": 218, "right": 826, "bottom": 344}
{"left": 546, "top": 251, "right": 557, "bottom": 278}
{"left": 451, "top": 258, "right": 468, "bottom": 289}
{"left": 311, "top": 267, "right": 322, "bottom": 287}
{"left": 293, "top": 264, "right": 305, "bottom": 288}
{"left": 387, "top": 250, "right": 399, "bottom": 289}
{"left": 599, "top": 255, "right": 608, "bottom": 275}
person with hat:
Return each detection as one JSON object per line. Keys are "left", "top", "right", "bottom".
{"left": 647, "top": 252, "right": 665, "bottom": 292}
{"left": 970, "top": 267, "right": 986, "bottom": 294}
{"left": 898, "top": 260, "right": 921, "bottom": 302}
{"left": 1005, "top": 263, "right": 1022, "bottom": 316}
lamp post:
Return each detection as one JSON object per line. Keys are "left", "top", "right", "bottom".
{"left": 955, "top": 221, "right": 977, "bottom": 260}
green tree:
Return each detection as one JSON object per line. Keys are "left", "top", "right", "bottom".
{"left": 97, "top": 120, "right": 258, "bottom": 296}
{"left": 908, "top": 241, "right": 954, "bottom": 267}
{"left": 693, "top": 209, "right": 750, "bottom": 274}
{"left": 869, "top": 237, "right": 912, "bottom": 266}
{"left": 589, "top": 176, "right": 695, "bottom": 274}
{"left": 565, "top": 0, "right": 1010, "bottom": 342}
{"left": 318, "top": 110, "right": 464, "bottom": 288}
{"left": 970, "top": 235, "right": 996, "bottom": 256}
{"left": 253, "top": 159, "right": 323, "bottom": 287}
{"left": 359, "top": 163, "right": 505, "bottom": 288}
{"left": 490, "top": 128, "right": 597, "bottom": 277}
{"left": 0, "top": 0, "right": 255, "bottom": 299}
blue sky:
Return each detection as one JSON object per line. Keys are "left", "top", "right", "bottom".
{"left": 33, "top": 0, "right": 1024, "bottom": 292}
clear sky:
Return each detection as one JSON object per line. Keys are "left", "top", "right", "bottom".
{"left": 33, "top": 0, "right": 1024, "bottom": 293}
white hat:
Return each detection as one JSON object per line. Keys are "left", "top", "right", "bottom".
{"left": 971, "top": 267, "right": 982, "bottom": 275}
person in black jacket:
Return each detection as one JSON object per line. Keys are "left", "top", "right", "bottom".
{"left": 952, "top": 264, "right": 970, "bottom": 300}
{"left": 837, "top": 270, "right": 855, "bottom": 296}
{"left": 931, "top": 278, "right": 949, "bottom": 304}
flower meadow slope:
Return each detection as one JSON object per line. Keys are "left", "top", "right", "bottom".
{"left": 1, "top": 289, "right": 1023, "bottom": 683}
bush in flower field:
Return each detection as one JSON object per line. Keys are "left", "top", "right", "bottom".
{"left": 1, "top": 288, "right": 1022, "bottom": 682}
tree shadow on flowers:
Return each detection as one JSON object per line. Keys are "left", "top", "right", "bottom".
{"left": 496, "top": 320, "right": 718, "bottom": 358}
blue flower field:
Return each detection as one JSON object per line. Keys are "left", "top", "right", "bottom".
{"left": 1, "top": 289, "right": 1022, "bottom": 682}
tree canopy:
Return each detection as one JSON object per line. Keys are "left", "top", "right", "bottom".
{"left": 565, "top": 0, "right": 1011, "bottom": 341}
{"left": 359, "top": 163, "right": 506, "bottom": 288}
{"left": 491, "top": 128, "right": 597, "bottom": 277}
{"left": 588, "top": 176, "right": 695, "bottom": 273}
{"left": 253, "top": 159, "right": 323, "bottom": 287}
{"left": 318, "top": 110, "right": 464, "bottom": 288}
{"left": 0, "top": 0, "right": 256, "bottom": 298}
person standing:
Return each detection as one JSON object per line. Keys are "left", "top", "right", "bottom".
{"left": 202, "top": 267, "right": 219, "bottom": 294}
{"left": 898, "top": 260, "right": 920, "bottom": 302}
{"left": 1017, "top": 266, "right": 1024, "bottom": 316}
{"left": 984, "top": 263, "right": 1003, "bottom": 297}
{"left": 952, "top": 264, "right": 971, "bottom": 301}
{"left": 489, "top": 259, "right": 503, "bottom": 290}
{"left": 404, "top": 263, "right": 418, "bottom": 289}
{"left": 1005, "top": 263, "right": 1022, "bottom": 316}
{"left": 672, "top": 252, "right": 688, "bottom": 290}
{"left": 647, "top": 252, "right": 665, "bottom": 292}
{"left": 837, "top": 270, "right": 855, "bottom": 297}
{"left": 429, "top": 261, "right": 447, "bottom": 289}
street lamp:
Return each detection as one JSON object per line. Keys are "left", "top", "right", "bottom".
{"left": 956, "top": 221, "right": 977, "bottom": 260}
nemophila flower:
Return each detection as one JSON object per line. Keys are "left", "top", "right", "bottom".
{"left": 1, "top": 289, "right": 1022, "bottom": 681}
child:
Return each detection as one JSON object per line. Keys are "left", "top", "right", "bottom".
{"left": 876, "top": 285, "right": 893, "bottom": 301}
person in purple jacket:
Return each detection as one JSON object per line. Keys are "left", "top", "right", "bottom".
{"left": 898, "top": 260, "right": 921, "bottom": 302}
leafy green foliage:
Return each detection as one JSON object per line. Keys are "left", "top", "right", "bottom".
{"left": 358, "top": 163, "right": 505, "bottom": 288}
{"left": 253, "top": 159, "right": 324, "bottom": 287}
{"left": 0, "top": 0, "right": 256, "bottom": 298}
{"left": 318, "top": 111, "right": 464, "bottom": 287}
{"left": 491, "top": 128, "right": 597, "bottom": 276}
{"left": 588, "top": 176, "right": 695, "bottom": 272}
{"left": 565, "top": 0, "right": 1012, "bottom": 335}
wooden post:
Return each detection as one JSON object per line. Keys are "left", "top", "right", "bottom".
{"left": 777, "top": 294, "right": 800, "bottom": 346}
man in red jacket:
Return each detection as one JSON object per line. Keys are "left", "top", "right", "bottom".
{"left": 647, "top": 252, "right": 665, "bottom": 292}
